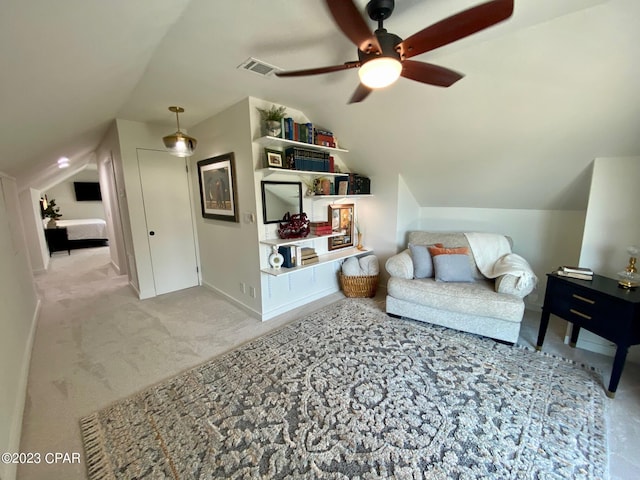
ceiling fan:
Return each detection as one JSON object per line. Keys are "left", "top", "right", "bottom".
{"left": 275, "top": 0, "right": 514, "bottom": 104}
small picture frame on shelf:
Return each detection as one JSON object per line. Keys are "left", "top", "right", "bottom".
{"left": 328, "top": 203, "right": 355, "bottom": 251}
{"left": 265, "top": 148, "right": 284, "bottom": 168}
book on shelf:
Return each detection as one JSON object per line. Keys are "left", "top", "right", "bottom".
{"left": 300, "top": 255, "right": 319, "bottom": 266}
{"left": 278, "top": 245, "right": 296, "bottom": 268}
{"left": 310, "top": 222, "right": 332, "bottom": 236}
{"left": 294, "top": 246, "right": 316, "bottom": 264}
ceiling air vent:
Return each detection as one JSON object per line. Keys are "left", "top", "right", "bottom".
{"left": 237, "top": 57, "right": 281, "bottom": 77}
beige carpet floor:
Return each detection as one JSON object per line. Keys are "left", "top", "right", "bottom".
{"left": 17, "top": 247, "right": 640, "bottom": 479}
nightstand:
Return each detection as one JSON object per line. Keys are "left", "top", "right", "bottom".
{"left": 536, "top": 272, "right": 640, "bottom": 398}
{"left": 44, "top": 227, "right": 70, "bottom": 256}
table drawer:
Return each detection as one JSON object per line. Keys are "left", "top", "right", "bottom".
{"left": 545, "top": 276, "right": 629, "bottom": 325}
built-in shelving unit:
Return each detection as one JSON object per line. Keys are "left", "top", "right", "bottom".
{"left": 261, "top": 247, "right": 372, "bottom": 277}
{"left": 255, "top": 127, "right": 372, "bottom": 277}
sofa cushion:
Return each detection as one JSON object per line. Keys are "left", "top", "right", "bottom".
{"left": 387, "top": 276, "right": 523, "bottom": 323}
{"left": 433, "top": 254, "right": 474, "bottom": 282}
{"left": 409, "top": 243, "right": 441, "bottom": 278}
{"left": 428, "top": 245, "right": 469, "bottom": 257}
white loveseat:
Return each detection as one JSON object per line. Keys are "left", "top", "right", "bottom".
{"left": 385, "top": 232, "right": 537, "bottom": 343}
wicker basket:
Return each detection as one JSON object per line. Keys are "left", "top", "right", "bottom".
{"left": 339, "top": 272, "right": 379, "bottom": 298}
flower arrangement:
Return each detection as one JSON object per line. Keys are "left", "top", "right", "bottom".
{"left": 43, "top": 198, "right": 62, "bottom": 219}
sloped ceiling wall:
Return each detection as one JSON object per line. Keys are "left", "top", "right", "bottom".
{"left": 2, "top": 0, "right": 639, "bottom": 209}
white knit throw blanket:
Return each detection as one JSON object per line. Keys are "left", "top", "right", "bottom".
{"left": 464, "top": 232, "right": 537, "bottom": 290}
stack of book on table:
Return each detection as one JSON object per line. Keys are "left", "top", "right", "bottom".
{"left": 555, "top": 265, "right": 594, "bottom": 280}
{"left": 310, "top": 221, "right": 332, "bottom": 236}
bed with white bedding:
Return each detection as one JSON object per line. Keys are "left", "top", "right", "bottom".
{"left": 44, "top": 218, "right": 109, "bottom": 250}
{"left": 55, "top": 218, "right": 108, "bottom": 240}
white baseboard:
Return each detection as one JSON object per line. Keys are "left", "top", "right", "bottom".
{"left": 261, "top": 286, "right": 339, "bottom": 321}
{"left": 110, "top": 260, "right": 121, "bottom": 275}
{"left": 201, "top": 281, "right": 262, "bottom": 320}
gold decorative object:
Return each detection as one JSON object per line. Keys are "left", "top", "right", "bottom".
{"left": 618, "top": 245, "right": 640, "bottom": 289}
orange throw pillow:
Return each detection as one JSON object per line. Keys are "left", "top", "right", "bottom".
{"left": 427, "top": 245, "right": 469, "bottom": 257}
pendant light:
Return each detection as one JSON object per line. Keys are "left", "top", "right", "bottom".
{"left": 162, "top": 106, "right": 197, "bottom": 157}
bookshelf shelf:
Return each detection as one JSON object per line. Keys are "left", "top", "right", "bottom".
{"left": 256, "top": 136, "right": 348, "bottom": 153}
{"left": 261, "top": 247, "right": 372, "bottom": 277}
{"left": 259, "top": 233, "right": 342, "bottom": 247}
{"left": 258, "top": 168, "right": 347, "bottom": 178}
{"left": 309, "top": 194, "right": 373, "bottom": 200}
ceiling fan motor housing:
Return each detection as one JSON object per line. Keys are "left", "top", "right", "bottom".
{"left": 366, "top": 0, "right": 395, "bottom": 21}
{"left": 358, "top": 29, "right": 402, "bottom": 63}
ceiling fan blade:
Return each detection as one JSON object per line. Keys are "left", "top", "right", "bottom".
{"left": 401, "top": 60, "right": 464, "bottom": 87}
{"left": 348, "top": 83, "right": 373, "bottom": 104}
{"left": 325, "top": 0, "right": 381, "bottom": 53}
{"left": 399, "top": 0, "right": 514, "bottom": 59}
{"left": 276, "top": 61, "right": 360, "bottom": 78}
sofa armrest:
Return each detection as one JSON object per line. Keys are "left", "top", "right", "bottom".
{"left": 495, "top": 273, "right": 536, "bottom": 298}
{"left": 385, "top": 249, "right": 413, "bottom": 279}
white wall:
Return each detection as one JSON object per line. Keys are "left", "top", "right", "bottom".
{"left": 19, "top": 188, "right": 50, "bottom": 272}
{"left": 0, "top": 174, "right": 39, "bottom": 480}
{"left": 95, "top": 123, "right": 128, "bottom": 276}
{"left": 577, "top": 156, "right": 640, "bottom": 356}
{"left": 579, "top": 157, "right": 640, "bottom": 276}
{"left": 189, "top": 98, "right": 261, "bottom": 315}
{"left": 43, "top": 168, "right": 106, "bottom": 220}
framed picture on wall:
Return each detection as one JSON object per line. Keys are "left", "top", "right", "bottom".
{"left": 197, "top": 152, "right": 239, "bottom": 222}
{"left": 328, "top": 203, "right": 355, "bottom": 250}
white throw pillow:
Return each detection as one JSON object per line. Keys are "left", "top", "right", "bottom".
{"left": 342, "top": 257, "right": 364, "bottom": 276}
{"left": 359, "top": 255, "right": 379, "bottom": 275}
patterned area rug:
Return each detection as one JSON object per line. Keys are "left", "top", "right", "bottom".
{"left": 81, "top": 299, "right": 607, "bottom": 479}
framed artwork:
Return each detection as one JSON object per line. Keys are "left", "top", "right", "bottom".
{"left": 265, "top": 148, "right": 284, "bottom": 168}
{"left": 197, "top": 153, "right": 239, "bottom": 222}
{"left": 328, "top": 203, "right": 355, "bottom": 250}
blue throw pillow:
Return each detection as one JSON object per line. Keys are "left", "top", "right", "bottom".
{"left": 409, "top": 244, "right": 434, "bottom": 278}
{"left": 433, "top": 254, "right": 474, "bottom": 282}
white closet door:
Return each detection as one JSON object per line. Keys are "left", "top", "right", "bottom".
{"left": 137, "top": 149, "right": 198, "bottom": 295}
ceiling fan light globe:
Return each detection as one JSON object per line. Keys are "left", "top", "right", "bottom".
{"left": 163, "top": 132, "right": 197, "bottom": 157}
{"left": 358, "top": 57, "right": 402, "bottom": 89}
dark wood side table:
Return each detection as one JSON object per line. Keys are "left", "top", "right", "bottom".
{"left": 536, "top": 273, "right": 640, "bottom": 398}
{"left": 44, "top": 227, "right": 70, "bottom": 256}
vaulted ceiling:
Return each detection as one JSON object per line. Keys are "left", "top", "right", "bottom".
{"left": 2, "top": 0, "right": 638, "bottom": 209}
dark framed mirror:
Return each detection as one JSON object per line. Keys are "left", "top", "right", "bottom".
{"left": 261, "top": 181, "right": 303, "bottom": 224}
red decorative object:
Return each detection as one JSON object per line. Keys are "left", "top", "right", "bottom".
{"left": 278, "top": 212, "right": 310, "bottom": 239}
